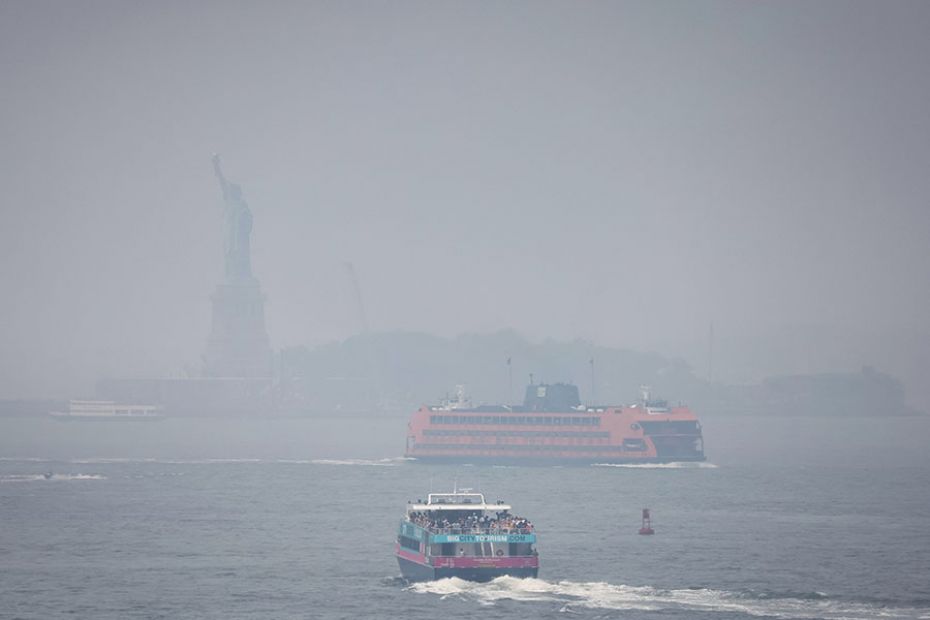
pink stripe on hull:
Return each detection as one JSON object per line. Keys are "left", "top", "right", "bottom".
{"left": 395, "top": 544, "right": 427, "bottom": 564}
{"left": 396, "top": 543, "right": 539, "bottom": 570}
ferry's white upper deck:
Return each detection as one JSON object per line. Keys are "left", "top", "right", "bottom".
{"left": 406, "top": 492, "right": 511, "bottom": 513}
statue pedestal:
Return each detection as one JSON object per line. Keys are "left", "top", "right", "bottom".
{"left": 203, "top": 278, "right": 273, "bottom": 378}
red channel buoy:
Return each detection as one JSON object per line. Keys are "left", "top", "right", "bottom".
{"left": 638, "top": 508, "right": 655, "bottom": 535}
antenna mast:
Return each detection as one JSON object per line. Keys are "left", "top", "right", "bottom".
{"left": 343, "top": 262, "right": 381, "bottom": 409}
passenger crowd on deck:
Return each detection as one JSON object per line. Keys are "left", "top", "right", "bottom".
{"left": 408, "top": 511, "right": 534, "bottom": 533}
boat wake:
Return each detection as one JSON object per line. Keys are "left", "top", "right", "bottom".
{"left": 3, "top": 457, "right": 413, "bottom": 466}
{"left": 406, "top": 577, "right": 928, "bottom": 619}
{"left": 592, "top": 462, "right": 719, "bottom": 469}
{"left": 0, "top": 473, "right": 106, "bottom": 483}
{"left": 310, "top": 457, "right": 410, "bottom": 467}
{"left": 67, "top": 457, "right": 265, "bottom": 465}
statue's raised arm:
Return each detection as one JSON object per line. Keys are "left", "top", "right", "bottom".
{"left": 212, "top": 153, "right": 229, "bottom": 199}
{"left": 210, "top": 154, "right": 254, "bottom": 281}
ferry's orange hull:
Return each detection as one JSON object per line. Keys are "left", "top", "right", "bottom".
{"left": 405, "top": 404, "right": 705, "bottom": 464}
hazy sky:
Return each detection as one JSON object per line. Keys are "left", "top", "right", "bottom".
{"left": 1, "top": 1, "right": 929, "bottom": 399}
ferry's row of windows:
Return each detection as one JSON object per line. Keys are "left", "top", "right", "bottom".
{"left": 398, "top": 535, "right": 420, "bottom": 551}
{"left": 425, "top": 435, "right": 611, "bottom": 446}
{"left": 429, "top": 415, "right": 600, "bottom": 427}
{"left": 415, "top": 443, "right": 642, "bottom": 452}
{"left": 638, "top": 420, "right": 701, "bottom": 434}
{"left": 424, "top": 429, "right": 610, "bottom": 439}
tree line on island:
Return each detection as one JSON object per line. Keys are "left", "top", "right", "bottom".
{"left": 277, "top": 330, "right": 919, "bottom": 417}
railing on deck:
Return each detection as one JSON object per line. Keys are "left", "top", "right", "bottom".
{"left": 407, "top": 522, "right": 534, "bottom": 536}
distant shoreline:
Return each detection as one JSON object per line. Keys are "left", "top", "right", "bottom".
{"left": 0, "top": 400, "right": 923, "bottom": 419}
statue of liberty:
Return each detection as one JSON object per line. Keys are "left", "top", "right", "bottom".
{"left": 212, "top": 154, "right": 253, "bottom": 281}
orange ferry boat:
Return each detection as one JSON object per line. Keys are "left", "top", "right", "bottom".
{"left": 405, "top": 383, "right": 705, "bottom": 464}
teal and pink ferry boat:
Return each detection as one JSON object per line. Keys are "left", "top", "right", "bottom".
{"left": 395, "top": 491, "right": 539, "bottom": 582}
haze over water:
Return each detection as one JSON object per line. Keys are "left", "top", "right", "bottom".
{"left": 3, "top": 415, "right": 930, "bottom": 619}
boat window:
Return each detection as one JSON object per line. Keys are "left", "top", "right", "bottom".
{"left": 398, "top": 535, "right": 420, "bottom": 551}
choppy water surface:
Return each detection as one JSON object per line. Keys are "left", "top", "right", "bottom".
{"left": 1, "top": 415, "right": 929, "bottom": 619}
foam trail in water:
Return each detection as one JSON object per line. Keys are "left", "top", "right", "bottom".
{"left": 56, "top": 457, "right": 413, "bottom": 466}
{"left": 6, "top": 456, "right": 415, "bottom": 466}
{"left": 0, "top": 473, "right": 106, "bottom": 482}
{"left": 592, "top": 462, "right": 719, "bottom": 469}
{"left": 310, "top": 457, "right": 404, "bottom": 466}
{"left": 406, "top": 577, "right": 927, "bottom": 619}
{"left": 67, "top": 458, "right": 266, "bottom": 465}
{"left": 70, "top": 458, "right": 155, "bottom": 464}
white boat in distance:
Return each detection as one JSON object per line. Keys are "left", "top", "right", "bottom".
{"left": 50, "top": 400, "right": 164, "bottom": 420}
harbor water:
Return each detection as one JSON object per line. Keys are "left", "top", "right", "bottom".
{"left": 2, "top": 414, "right": 929, "bottom": 619}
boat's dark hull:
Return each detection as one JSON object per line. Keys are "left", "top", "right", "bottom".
{"left": 397, "top": 556, "right": 538, "bottom": 582}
